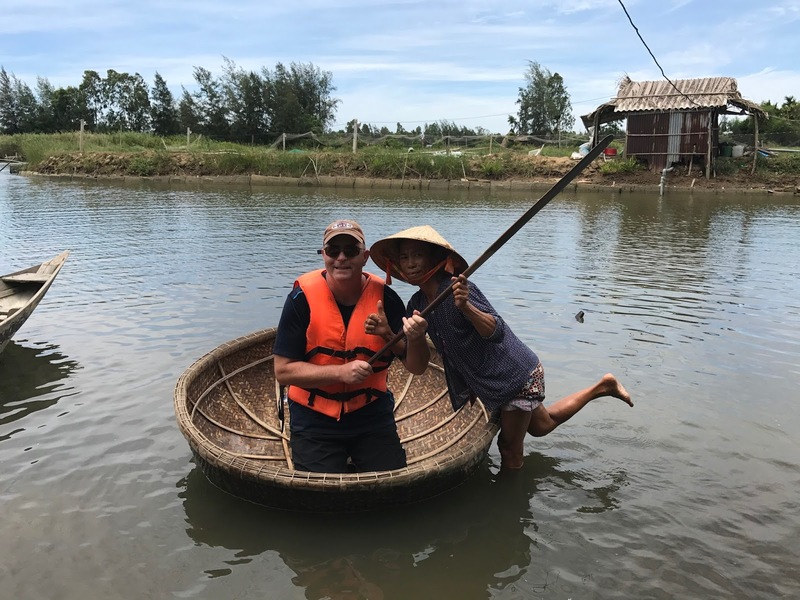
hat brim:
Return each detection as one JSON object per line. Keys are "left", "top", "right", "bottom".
{"left": 369, "top": 225, "right": 468, "bottom": 284}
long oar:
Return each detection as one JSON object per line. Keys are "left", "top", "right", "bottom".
{"left": 368, "top": 134, "right": 613, "bottom": 364}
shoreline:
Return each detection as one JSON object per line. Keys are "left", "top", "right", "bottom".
{"left": 15, "top": 170, "right": 792, "bottom": 196}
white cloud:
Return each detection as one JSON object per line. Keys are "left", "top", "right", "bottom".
{"left": 1, "top": 0, "right": 797, "bottom": 134}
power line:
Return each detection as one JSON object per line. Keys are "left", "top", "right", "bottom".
{"left": 616, "top": 0, "right": 699, "bottom": 107}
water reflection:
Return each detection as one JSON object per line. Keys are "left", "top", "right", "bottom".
{"left": 0, "top": 341, "right": 79, "bottom": 440}
{"left": 179, "top": 448, "right": 624, "bottom": 598}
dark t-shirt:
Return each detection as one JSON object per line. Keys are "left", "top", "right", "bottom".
{"left": 273, "top": 271, "right": 407, "bottom": 432}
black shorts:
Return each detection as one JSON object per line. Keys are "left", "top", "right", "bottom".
{"left": 290, "top": 427, "right": 406, "bottom": 473}
{"left": 289, "top": 394, "right": 407, "bottom": 473}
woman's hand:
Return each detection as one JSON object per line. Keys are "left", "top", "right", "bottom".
{"left": 452, "top": 274, "right": 469, "bottom": 310}
{"left": 402, "top": 310, "right": 428, "bottom": 343}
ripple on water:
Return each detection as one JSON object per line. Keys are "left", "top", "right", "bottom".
{"left": 2, "top": 179, "right": 800, "bottom": 598}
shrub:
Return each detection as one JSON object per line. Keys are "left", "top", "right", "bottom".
{"left": 598, "top": 157, "right": 641, "bottom": 175}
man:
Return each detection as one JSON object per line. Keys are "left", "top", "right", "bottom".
{"left": 273, "top": 219, "right": 429, "bottom": 473}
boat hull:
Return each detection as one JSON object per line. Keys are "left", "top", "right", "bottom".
{"left": 174, "top": 328, "right": 498, "bottom": 511}
{"left": 0, "top": 251, "right": 70, "bottom": 354}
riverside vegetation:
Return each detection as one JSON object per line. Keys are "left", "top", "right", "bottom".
{"left": 2, "top": 132, "right": 799, "bottom": 192}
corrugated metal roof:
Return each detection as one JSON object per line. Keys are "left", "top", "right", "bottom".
{"left": 581, "top": 75, "right": 767, "bottom": 128}
{"left": 612, "top": 76, "right": 756, "bottom": 112}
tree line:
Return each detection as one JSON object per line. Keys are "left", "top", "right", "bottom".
{"left": 0, "top": 59, "right": 339, "bottom": 144}
{"left": 725, "top": 96, "right": 800, "bottom": 147}
{"left": 1, "top": 58, "right": 585, "bottom": 143}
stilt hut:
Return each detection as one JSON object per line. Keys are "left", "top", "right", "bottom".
{"left": 581, "top": 76, "right": 767, "bottom": 177}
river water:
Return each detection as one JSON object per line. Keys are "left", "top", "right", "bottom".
{"left": 1, "top": 171, "right": 799, "bottom": 599}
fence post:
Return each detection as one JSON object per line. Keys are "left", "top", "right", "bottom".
{"left": 352, "top": 120, "right": 358, "bottom": 153}
{"left": 187, "top": 127, "right": 191, "bottom": 147}
{"left": 79, "top": 120, "right": 85, "bottom": 153}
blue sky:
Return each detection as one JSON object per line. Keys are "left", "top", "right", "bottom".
{"left": 2, "top": 0, "right": 798, "bottom": 134}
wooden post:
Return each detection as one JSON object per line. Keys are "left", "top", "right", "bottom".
{"left": 352, "top": 120, "right": 358, "bottom": 153}
{"left": 282, "top": 133, "right": 286, "bottom": 151}
{"left": 751, "top": 114, "right": 759, "bottom": 175}
{"left": 705, "top": 111, "right": 712, "bottom": 179}
{"left": 187, "top": 127, "right": 191, "bottom": 147}
{"left": 79, "top": 120, "right": 85, "bottom": 153}
{"left": 489, "top": 135, "right": 493, "bottom": 154}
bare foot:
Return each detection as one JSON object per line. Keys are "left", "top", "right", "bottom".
{"left": 601, "top": 373, "right": 633, "bottom": 407}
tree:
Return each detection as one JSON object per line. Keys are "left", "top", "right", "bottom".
{"left": 424, "top": 122, "right": 442, "bottom": 140}
{"left": 190, "top": 66, "right": 228, "bottom": 138}
{"left": 599, "top": 120, "right": 625, "bottom": 138}
{"left": 779, "top": 95, "right": 800, "bottom": 121}
{"left": 509, "top": 61, "right": 574, "bottom": 136}
{"left": 102, "top": 70, "right": 150, "bottom": 132}
{"left": 13, "top": 78, "right": 39, "bottom": 132}
{"left": 730, "top": 99, "right": 800, "bottom": 147}
{"left": 221, "top": 58, "right": 268, "bottom": 143}
{"left": 178, "top": 88, "right": 201, "bottom": 133}
{"left": 150, "top": 72, "right": 180, "bottom": 136}
{"left": 263, "top": 62, "right": 339, "bottom": 133}
{"left": 79, "top": 70, "right": 103, "bottom": 130}
{"left": 49, "top": 86, "right": 87, "bottom": 132}
{"left": 0, "top": 67, "right": 18, "bottom": 134}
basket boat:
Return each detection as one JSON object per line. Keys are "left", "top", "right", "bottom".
{"left": 174, "top": 327, "right": 499, "bottom": 511}
{"left": 1, "top": 251, "right": 70, "bottom": 354}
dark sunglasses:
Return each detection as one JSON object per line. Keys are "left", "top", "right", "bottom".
{"left": 318, "top": 244, "right": 363, "bottom": 258}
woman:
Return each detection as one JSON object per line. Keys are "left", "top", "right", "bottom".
{"left": 366, "top": 225, "right": 633, "bottom": 470}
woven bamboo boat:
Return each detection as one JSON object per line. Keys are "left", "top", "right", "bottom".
{"left": 0, "top": 251, "right": 70, "bottom": 354}
{"left": 174, "top": 328, "right": 499, "bottom": 511}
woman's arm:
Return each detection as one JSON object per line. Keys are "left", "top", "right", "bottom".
{"left": 452, "top": 275, "right": 497, "bottom": 338}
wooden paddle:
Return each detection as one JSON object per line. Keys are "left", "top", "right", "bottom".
{"left": 367, "top": 134, "right": 613, "bottom": 365}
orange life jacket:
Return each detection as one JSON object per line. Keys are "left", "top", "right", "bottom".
{"left": 287, "top": 270, "right": 392, "bottom": 419}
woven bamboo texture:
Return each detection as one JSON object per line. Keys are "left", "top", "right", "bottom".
{"left": 174, "top": 328, "right": 499, "bottom": 511}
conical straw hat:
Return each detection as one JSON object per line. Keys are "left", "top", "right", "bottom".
{"left": 369, "top": 225, "right": 468, "bottom": 284}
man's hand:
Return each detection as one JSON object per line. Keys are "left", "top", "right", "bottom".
{"left": 340, "top": 360, "right": 373, "bottom": 384}
{"left": 365, "top": 300, "right": 393, "bottom": 341}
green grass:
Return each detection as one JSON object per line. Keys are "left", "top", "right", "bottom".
{"left": 5, "top": 132, "right": 799, "bottom": 181}
{"left": 598, "top": 157, "right": 642, "bottom": 175}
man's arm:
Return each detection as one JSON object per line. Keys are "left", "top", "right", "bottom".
{"left": 274, "top": 286, "right": 376, "bottom": 387}
{"left": 274, "top": 355, "right": 374, "bottom": 387}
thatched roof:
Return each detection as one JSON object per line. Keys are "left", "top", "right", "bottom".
{"left": 581, "top": 76, "right": 768, "bottom": 128}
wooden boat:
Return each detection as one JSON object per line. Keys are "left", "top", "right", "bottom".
{"left": 174, "top": 328, "right": 499, "bottom": 511}
{"left": 0, "top": 251, "right": 70, "bottom": 354}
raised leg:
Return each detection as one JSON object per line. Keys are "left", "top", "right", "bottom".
{"left": 528, "top": 373, "right": 632, "bottom": 437}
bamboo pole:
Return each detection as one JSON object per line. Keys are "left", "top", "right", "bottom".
{"left": 368, "top": 135, "right": 614, "bottom": 364}
{"left": 751, "top": 114, "right": 759, "bottom": 176}
{"left": 705, "top": 111, "right": 712, "bottom": 179}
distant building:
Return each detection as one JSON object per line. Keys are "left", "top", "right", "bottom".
{"left": 581, "top": 76, "right": 767, "bottom": 177}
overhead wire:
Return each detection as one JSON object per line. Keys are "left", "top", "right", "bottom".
{"left": 616, "top": 0, "right": 699, "bottom": 107}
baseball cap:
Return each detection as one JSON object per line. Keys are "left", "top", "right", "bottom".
{"left": 322, "top": 220, "right": 365, "bottom": 246}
